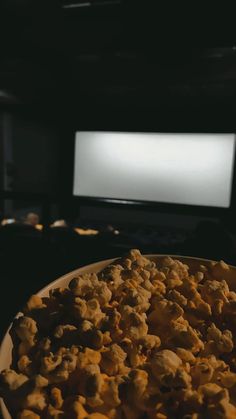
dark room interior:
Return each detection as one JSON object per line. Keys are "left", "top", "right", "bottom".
{"left": 1, "top": 4, "right": 236, "bottom": 417}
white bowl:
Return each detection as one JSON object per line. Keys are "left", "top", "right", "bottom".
{"left": 0, "top": 254, "right": 232, "bottom": 418}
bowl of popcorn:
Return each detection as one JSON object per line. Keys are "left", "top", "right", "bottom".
{"left": 1, "top": 250, "right": 236, "bottom": 419}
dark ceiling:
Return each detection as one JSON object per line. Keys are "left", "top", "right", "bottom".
{"left": 1, "top": 1, "right": 236, "bottom": 130}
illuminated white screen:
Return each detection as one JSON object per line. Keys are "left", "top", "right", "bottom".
{"left": 73, "top": 132, "right": 235, "bottom": 208}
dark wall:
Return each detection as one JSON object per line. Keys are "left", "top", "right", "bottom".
{"left": 0, "top": 109, "right": 74, "bottom": 198}
{"left": 12, "top": 116, "right": 59, "bottom": 193}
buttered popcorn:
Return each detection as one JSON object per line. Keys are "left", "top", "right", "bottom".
{"left": 1, "top": 249, "right": 236, "bottom": 418}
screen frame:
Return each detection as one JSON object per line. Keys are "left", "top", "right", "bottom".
{"left": 72, "top": 130, "right": 236, "bottom": 217}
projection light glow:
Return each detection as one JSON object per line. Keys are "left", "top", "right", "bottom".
{"left": 73, "top": 132, "right": 235, "bottom": 208}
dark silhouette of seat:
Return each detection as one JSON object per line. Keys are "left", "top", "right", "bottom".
{"left": 181, "top": 221, "right": 236, "bottom": 264}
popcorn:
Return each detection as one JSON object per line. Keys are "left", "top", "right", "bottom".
{"left": 148, "top": 299, "right": 184, "bottom": 325}
{"left": 2, "top": 251, "right": 236, "bottom": 418}
{"left": 14, "top": 316, "right": 38, "bottom": 347}
{"left": 72, "top": 297, "right": 105, "bottom": 326}
{"left": 120, "top": 305, "right": 148, "bottom": 340}
{"left": 17, "top": 355, "right": 33, "bottom": 376}
{"left": 100, "top": 344, "right": 127, "bottom": 375}
{"left": 151, "top": 349, "right": 182, "bottom": 380}
{"left": 70, "top": 274, "right": 112, "bottom": 307}
{"left": 206, "top": 323, "right": 233, "bottom": 354}
{"left": 98, "top": 265, "right": 124, "bottom": 293}
{"left": 17, "top": 410, "right": 40, "bottom": 419}
{"left": 50, "top": 387, "right": 63, "bottom": 409}
{"left": 0, "top": 369, "right": 28, "bottom": 391}
{"left": 201, "top": 279, "right": 229, "bottom": 304}
{"left": 22, "top": 391, "right": 47, "bottom": 411}
{"left": 24, "top": 295, "right": 46, "bottom": 312}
